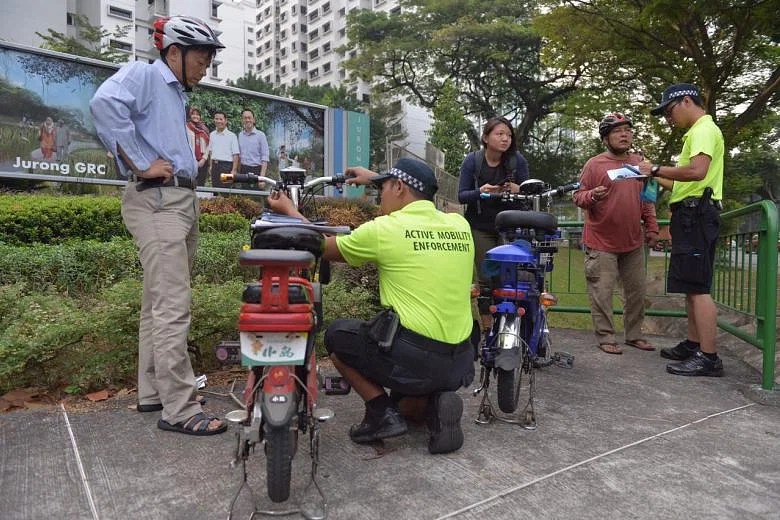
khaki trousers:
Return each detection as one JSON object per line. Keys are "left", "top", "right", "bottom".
{"left": 584, "top": 246, "right": 646, "bottom": 345}
{"left": 121, "top": 182, "right": 201, "bottom": 424}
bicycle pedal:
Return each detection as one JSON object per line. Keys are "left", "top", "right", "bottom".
{"left": 553, "top": 351, "right": 575, "bottom": 369}
{"left": 322, "top": 376, "right": 351, "bottom": 395}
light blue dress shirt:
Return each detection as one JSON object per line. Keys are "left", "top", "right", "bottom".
{"left": 90, "top": 59, "right": 197, "bottom": 179}
{"left": 238, "top": 128, "right": 270, "bottom": 166}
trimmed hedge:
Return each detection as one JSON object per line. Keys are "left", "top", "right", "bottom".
{"left": 0, "top": 193, "right": 253, "bottom": 245}
{"left": 0, "top": 194, "right": 126, "bottom": 245}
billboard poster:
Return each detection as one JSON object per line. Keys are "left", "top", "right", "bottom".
{"left": 0, "top": 43, "right": 327, "bottom": 188}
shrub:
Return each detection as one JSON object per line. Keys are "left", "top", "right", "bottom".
{"left": 0, "top": 194, "right": 126, "bottom": 245}
{"left": 0, "top": 194, "right": 257, "bottom": 244}
{"left": 200, "top": 196, "right": 264, "bottom": 219}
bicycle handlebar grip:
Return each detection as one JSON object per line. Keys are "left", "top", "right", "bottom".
{"left": 221, "top": 173, "right": 257, "bottom": 184}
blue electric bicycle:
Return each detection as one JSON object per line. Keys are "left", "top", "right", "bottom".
{"left": 472, "top": 179, "right": 579, "bottom": 429}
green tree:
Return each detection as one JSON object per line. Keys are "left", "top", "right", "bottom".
{"left": 343, "top": 0, "right": 580, "bottom": 148}
{"left": 36, "top": 14, "right": 131, "bottom": 64}
{"left": 227, "top": 72, "right": 276, "bottom": 96}
{"left": 535, "top": 0, "right": 779, "bottom": 156}
{"left": 427, "top": 80, "right": 471, "bottom": 176}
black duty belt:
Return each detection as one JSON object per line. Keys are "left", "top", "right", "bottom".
{"left": 130, "top": 174, "right": 195, "bottom": 191}
{"left": 397, "top": 326, "right": 471, "bottom": 355}
{"left": 670, "top": 197, "right": 722, "bottom": 212}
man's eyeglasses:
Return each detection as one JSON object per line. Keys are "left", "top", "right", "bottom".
{"left": 664, "top": 100, "right": 681, "bottom": 118}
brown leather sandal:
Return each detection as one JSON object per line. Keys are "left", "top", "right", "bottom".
{"left": 625, "top": 339, "right": 656, "bottom": 351}
{"left": 598, "top": 343, "right": 623, "bottom": 355}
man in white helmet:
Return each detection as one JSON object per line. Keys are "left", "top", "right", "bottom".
{"left": 90, "top": 16, "right": 228, "bottom": 436}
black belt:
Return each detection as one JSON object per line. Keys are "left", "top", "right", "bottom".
{"left": 211, "top": 159, "right": 233, "bottom": 165}
{"left": 130, "top": 174, "right": 195, "bottom": 191}
{"left": 670, "top": 197, "right": 722, "bottom": 211}
{"left": 397, "top": 326, "right": 471, "bottom": 355}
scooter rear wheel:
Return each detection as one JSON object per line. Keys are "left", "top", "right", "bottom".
{"left": 496, "top": 367, "right": 522, "bottom": 413}
{"left": 265, "top": 424, "right": 295, "bottom": 502}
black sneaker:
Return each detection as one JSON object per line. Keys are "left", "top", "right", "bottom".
{"left": 660, "top": 340, "right": 700, "bottom": 361}
{"left": 666, "top": 351, "right": 724, "bottom": 377}
{"left": 349, "top": 407, "right": 407, "bottom": 444}
{"left": 426, "top": 392, "right": 464, "bottom": 454}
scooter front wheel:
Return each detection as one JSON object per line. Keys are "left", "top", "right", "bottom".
{"left": 265, "top": 424, "right": 295, "bottom": 502}
{"left": 496, "top": 367, "right": 522, "bottom": 413}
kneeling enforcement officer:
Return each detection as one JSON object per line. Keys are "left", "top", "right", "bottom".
{"left": 267, "top": 157, "right": 475, "bottom": 454}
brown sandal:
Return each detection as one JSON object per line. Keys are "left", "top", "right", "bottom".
{"left": 625, "top": 339, "right": 655, "bottom": 351}
{"left": 598, "top": 343, "right": 623, "bottom": 355}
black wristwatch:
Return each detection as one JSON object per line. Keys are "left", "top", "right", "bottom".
{"left": 650, "top": 165, "right": 661, "bottom": 177}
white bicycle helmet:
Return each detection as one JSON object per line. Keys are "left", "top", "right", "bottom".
{"left": 153, "top": 16, "right": 224, "bottom": 50}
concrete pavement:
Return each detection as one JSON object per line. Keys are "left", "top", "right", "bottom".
{"left": 2, "top": 328, "right": 779, "bottom": 520}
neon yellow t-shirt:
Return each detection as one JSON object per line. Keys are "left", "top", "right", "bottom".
{"left": 670, "top": 114, "right": 724, "bottom": 204}
{"left": 336, "top": 200, "right": 474, "bottom": 344}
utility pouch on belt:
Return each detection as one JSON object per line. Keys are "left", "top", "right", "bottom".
{"left": 698, "top": 187, "right": 713, "bottom": 214}
{"left": 367, "top": 309, "right": 400, "bottom": 353}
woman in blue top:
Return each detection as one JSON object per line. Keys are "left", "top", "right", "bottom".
{"left": 458, "top": 116, "right": 530, "bottom": 328}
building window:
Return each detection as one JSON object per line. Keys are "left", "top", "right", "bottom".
{"left": 309, "top": 49, "right": 319, "bottom": 59}
{"left": 338, "top": 7, "right": 345, "bottom": 16}
{"left": 309, "top": 29, "right": 318, "bottom": 41}
{"left": 248, "top": 64, "right": 254, "bottom": 70}
{"left": 362, "top": 93, "right": 370, "bottom": 103}
{"left": 322, "top": 22, "right": 331, "bottom": 35}
{"left": 291, "top": 42, "right": 296, "bottom": 51}
{"left": 264, "top": 41, "right": 271, "bottom": 50}
{"left": 301, "top": 42, "right": 307, "bottom": 52}
{"left": 248, "top": 51, "right": 254, "bottom": 57}
{"left": 390, "top": 6, "right": 400, "bottom": 14}
{"left": 265, "top": 75, "right": 271, "bottom": 83}
{"left": 108, "top": 5, "right": 133, "bottom": 20}
{"left": 264, "top": 57, "right": 271, "bottom": 67}
{"left": 66, "top": 12, "right": 76, "bottom": 25}
{"left": 300, "top": 24, "right": 307, "bottom": 32}
{"left": 300, "top": 6, "right": 307, "bottom": 15}
{"left": 211, "top": 1, "right": 220, "bottom": 18}
{"left": 292, "top": 61, "right": 297, "bottom": 70}
{"left": 292, "top": 5, "right": 297, "bottom": 14}
{"left": 301, "top": 60, "right": 307, "bottom": 70}
{"left": 281, "top": 65, "right": 287, "bottom": 75}
{"left": 322, "top": 2, "right": 331, "bottom": 14}
{"left": 374, "top": 0, "right": 386, "bottom": 6}
{"left": 247, "top": 39, "right": 254, "bottom": 45}
{"left": 338, "top": 28, "right": 345, "bottom": 38}
{"left": 309, "top": 68, "right": 319, "bottom": 79}
{"left": 281, "top": 30, "right": 287, "bottom": 40}
{"left": 109, "top": 39, "right": 132, "bottom": 52}
{"left": 211, "top": 63, "right": 219, "bottom": 77}
{"left": 280, "top": 47, "right": 287, "bottom": 57}
{"left": 322, "top": 42, "right": 331, "bottom": 54}
{"left": 322, "top": 62, "right": 331, "bottom": 73}
{"left": 291, "top": 24, "right": 297, "bottom": 34}
{"left": 308, "top": 9, "right": 318, "bottom": 22}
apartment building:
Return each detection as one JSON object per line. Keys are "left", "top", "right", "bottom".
{"left": 254, "top": 0, "right": 430, "bottom": 158}
{"left": 0, "top": 0, "right": 431, "bottom": 156}
{"left": 0, "top": 0, "right": 257, "bottom": 86}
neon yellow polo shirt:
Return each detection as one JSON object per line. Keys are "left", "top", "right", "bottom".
{"left": 670, "top": 114, "right": 724, "bottom": 203}
{"left": 336, "top": 200, "right": 474, "bottom": 344}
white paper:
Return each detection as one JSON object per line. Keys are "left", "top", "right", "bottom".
{"left": 607, "top": 165, "right": 645, "bottom": 181}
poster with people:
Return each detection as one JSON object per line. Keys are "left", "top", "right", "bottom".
{"left": 0, "top": 42, "right": 326, "bottom": 188}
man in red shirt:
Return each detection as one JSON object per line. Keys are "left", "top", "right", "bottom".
{"left": 573, "top": 114, "right": 659, "bottom": 354}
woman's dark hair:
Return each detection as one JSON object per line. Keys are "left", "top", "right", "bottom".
{"left": 481, "top": 116, "right": 517, "bottom": 165}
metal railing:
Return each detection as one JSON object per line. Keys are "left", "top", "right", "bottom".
{"left": 550, "top": 201, "right": 778, "bottom": 390}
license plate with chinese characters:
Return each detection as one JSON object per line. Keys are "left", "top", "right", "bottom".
{"left": 239, "top": 331, "right": 308, "bottom": 366}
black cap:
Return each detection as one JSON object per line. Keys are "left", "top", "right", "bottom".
{"left": 650, "top": 83, "right": 701, "bottom": 116}
{"left": 370, "top": 157, "right": 438, "bottom": 198}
